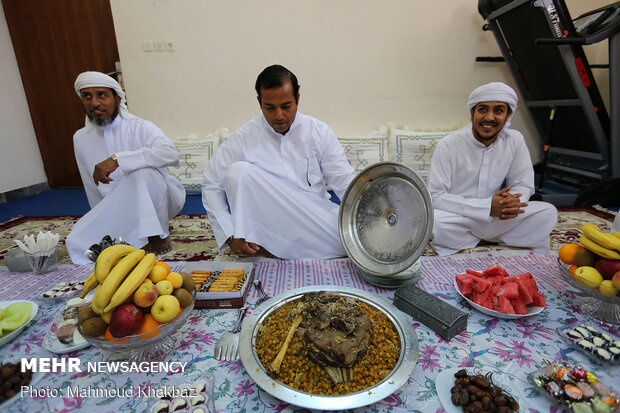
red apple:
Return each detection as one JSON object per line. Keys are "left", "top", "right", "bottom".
{"left": 613, "top": 271, "right": 620, "bottom": 290}
{"left": 109, "top": 303, "right": 144, "bottom": 338}
{"left": 133, "top": 283, "right": 159, "bottom": 307}
{"left": 594, "top": 258, "right": 620, "bottom": 280}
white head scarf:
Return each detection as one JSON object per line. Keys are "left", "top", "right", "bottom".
{"left": 467, "top": 82, "right": 518, "bottom": 128}
{"left": 74, "top": 71, "right": 135, "bottom": 127}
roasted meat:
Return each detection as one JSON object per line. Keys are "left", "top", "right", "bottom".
{"left": 295, "top": 292, "right": 372, "bottom": 367}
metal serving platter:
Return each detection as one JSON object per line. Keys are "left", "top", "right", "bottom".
{"left": 339, "top": 162, "right": 433, "bottom": 286}
{"left": 239, "top": 285, "right": 419, "bottom": 411}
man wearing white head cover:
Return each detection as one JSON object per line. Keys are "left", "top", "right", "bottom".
{"left": 65, "top": 71, "right": 185, "bottom": 265}
{"left": 428, "top": 82, "right": 558, "bottom": 255}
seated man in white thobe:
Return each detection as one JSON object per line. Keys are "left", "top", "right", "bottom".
{"left": 428, "top": 82, "right": 558, "bottom": 255}
{"left": 66, "top": 71, "right": 186, "bottom": 265}
{"left": 202, "top": 64, "right": 357, "bottom": 259}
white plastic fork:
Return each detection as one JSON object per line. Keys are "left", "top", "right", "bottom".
{"left": 213, "top": 306, "right": 248, "bottom": 361}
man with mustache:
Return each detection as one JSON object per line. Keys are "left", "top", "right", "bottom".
{"left": 202, "top": 64, "right": 356, "bottom": 259}
{"left": 66, "top": 71, "right": 185, "bottom": 264}
{"left": 428, "top": 82, "right": 557, "bottom": 255}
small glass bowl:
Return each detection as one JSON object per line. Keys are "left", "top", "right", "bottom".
{"left": 4, "top": 248, "right": 31, "bottom": 272}
{"left": 77, "top": 291, "right": 195, "bottom": 362}
{"left": 25, "top": 248, "right": 59, "bottom": 274}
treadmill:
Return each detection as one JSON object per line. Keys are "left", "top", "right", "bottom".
{"left": 477, "top": 0, "right": 620, "bottom": 206}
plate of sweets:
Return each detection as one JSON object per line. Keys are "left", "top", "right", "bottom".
{"left": 528, "top": 361, "right": 619, "bottom": 412}
{"left": 42, "top": 298, "right": 90, "bottom": 354}
{"left": 454, "top": 264, "right": 545, "bottom": 319}
{"left": 557, "top": 324, "right": 620, "bottom": 365}
{"left": 42, "top": 280, "right": 86, "bottom": 299}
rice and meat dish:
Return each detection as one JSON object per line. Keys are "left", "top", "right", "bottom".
{"left": 255, "top": 291, "right": 400, "bottom": 395}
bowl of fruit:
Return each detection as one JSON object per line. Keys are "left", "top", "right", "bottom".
{"left": 76, "top": 246, "right": 196, "bottom": 361}
{"left": 557, "top": 224, "right": 620, "bottom": 325}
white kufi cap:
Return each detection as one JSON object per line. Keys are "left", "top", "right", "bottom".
{"left": 467, "top": 82, "right": 518, "bottom": 128}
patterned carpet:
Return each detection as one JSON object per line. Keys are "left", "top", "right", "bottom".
{"left": 0, "top": 206, "right": 616, "bottom": 266}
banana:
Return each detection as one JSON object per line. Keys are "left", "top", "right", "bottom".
{"left": 91, "top": 293, "right": 104, "bottom": 315}
{"left": 93, "top": 249, "right": 146, "bottom": 312}
{"left": 579, "top": 234, "right": 620, "bottom": 260}
{"left": 581, "top": 224, "right": 620, "bottom": 252}
{"left": 613, "top": 231, "right": 620, "bottom": 240}
{"left": 95, "top": 244, "right": 137, "bottom": 283}
{"left": 103, "top": 253, "right": 156, "bottom": 313}
{"left": 80, "top": 272, "right": 98, "bottom": 299}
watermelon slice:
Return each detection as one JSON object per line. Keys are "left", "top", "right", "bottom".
{"left": 515, "top": 277, "right": 534, "bottom": 304}
{"left": 510, "top": 297, "right": 527, "bottom": 315}
{"left": 472, "top": 289, "right": 491, "bottom": 307}
{"left": 466, "top": 269, "right": 484, "bottom": 277}
{"left": 482, "top": 265, "right": 509, "bottom": 278}
{"left": 531, "top": 293, "right": 546, "bottom": 307}
{"left": 499, "top": 296, "right": 516, "bottom": 314}
{"left": 497, "top": 282, "right": 519, "bottom": 300}
{"left": 456, "top": 273, "right": 473, "bottom": 295}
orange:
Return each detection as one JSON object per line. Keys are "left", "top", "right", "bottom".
{"left": 148, "top": 265, "right": 168, "bottom": 283}
{"left": 153, "top": 261, "right": 171, "bottom": 275}
{"left": 559, "top": 243, "right": 582, "bottom": 265}
{"left": 104, "top": 327, "right": 114, "bottom": 340}
{"left": 166, "top": 272, "right": 183, "bottom": 289}
{"left": 568, "top": 265, "right": 578, "bottom": 274}
{"left": 135, "top": 314, "right": 162, "bottom": 340}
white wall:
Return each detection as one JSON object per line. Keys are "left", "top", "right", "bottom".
{"left": 0, "top": 5, "right": 46, "bottom": 193}
{"left": 110, "top": 0, "right": 611, "bottom": 164}
{"left": 0, "top": 0, "right": 612, "bottom": 194}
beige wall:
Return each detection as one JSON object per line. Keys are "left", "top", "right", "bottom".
{"left": 110, "top": 0, "right": 611, "bottom": 164}
{"left": 0, "top": 5, "right": 46, "bottom": 193}
{"left": 0, "top": 1, "right": 612, "bottom": 193}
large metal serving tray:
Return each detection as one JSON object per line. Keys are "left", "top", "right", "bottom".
{"left": 239, "top": 285, "right": 419, "bottom": 410}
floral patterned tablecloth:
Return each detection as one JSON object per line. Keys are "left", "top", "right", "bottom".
{"left": 0, "top": 251, "right": 618, "bottom": 413}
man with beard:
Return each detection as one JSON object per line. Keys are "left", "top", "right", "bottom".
{"left": 202, "top": 64, "right": 356, "bottom": 259}
{"left": 66, "top": 71, "right": 185, "bottom": 265}
{"left": 428, "top": 82, "right": 557, "bottom": 255}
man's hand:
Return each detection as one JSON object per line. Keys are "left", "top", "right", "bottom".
{"left": 490, "top": 186, "right": 528, "bottom": 220}
{"left": 229, "top": 237, "right": 261, "bottom": 256}
{"left": 92, "top": 157, "right": 119, "bottom": 186}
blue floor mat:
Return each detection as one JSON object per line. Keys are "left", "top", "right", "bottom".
{"left": 0, "top": 189, "right": 206, "bottom": 223}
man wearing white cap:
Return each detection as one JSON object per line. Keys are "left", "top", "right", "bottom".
{"left": 428, "top": 82, "right": 557, "bottom": 255}
{"left": 66, "top": 71, "right": 185, "bottom": 265}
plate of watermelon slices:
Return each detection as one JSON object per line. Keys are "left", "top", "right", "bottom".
{"left": 454, "top": 265, "right": 546, "bottom": 319}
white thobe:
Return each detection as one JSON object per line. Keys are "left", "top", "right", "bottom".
{"left": 202, "top": 113, "right": 357, "bottom": 259}
{"left": 66, "top": 116, "right": 185, "bottom": 265}
{"left": 428, "top": 126, "right": 558, "bottom": 255}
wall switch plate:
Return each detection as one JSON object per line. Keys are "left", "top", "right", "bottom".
{"left": 142, "top": 41, "right": 153, "bottom": 52}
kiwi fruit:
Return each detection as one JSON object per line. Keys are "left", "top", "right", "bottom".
{"left": 81, "top": 317, "right": 108, "bottom": 338}
{"left": 77, "top": 306, "right": 98, "bottom": 326}
{"left": 173, "top": 288, "right": 193, "bottom": 308}
{"left": 180, "top": 272, "right": 196, "bottom": 292}
{"left": 574, "top": 248, "right": 599, "bottom": 267}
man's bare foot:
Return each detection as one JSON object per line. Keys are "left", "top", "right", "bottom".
{"left": 255, "top": 246, "right": 278, "bottom": 259}
{"left": 145, "top": 236, "right": 172, "bottom": 255}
